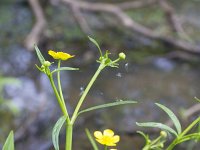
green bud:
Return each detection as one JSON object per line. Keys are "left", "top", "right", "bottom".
{"left": 119, "top": 52, "right": 126, "bottom": 60}
{"left": 160, "top": 131, "right": 167, "bottom": 138}
{"left": 43, "top": 61, "right": 51, "bottom": 67}
{"left": 147, "top": 139, "right": 151, "bottom": 144}
{"left": 159, "top": 143, "right": 164, "bottom": 148}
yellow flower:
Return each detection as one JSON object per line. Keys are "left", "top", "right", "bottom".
{"left": 94, "top": 129, "right": 120, "bottom": 146}
{"left": 48, "top": 50, "right": 74, "bottom": 60}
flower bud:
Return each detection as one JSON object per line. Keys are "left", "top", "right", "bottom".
{"left": 159, "top": 143, "right": 164, "bottom": 148}
{"left": 119, "top": 52, "right": 126, "bottom": 60}
{"left": 160, "top": 131, "right": 167, "bottom": 138}
{"left": 43, "top": 61, "right": 51, "bottom": 67}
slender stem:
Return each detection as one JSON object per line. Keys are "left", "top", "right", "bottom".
{"left": 66, "top": 123, "right": 73, "bottom": 150}
{"left": 70, "top": 63, "right": 105, "bottom": 124}
{"left": 166, "top": 116, "right": 200, "bottom": 150}
{"left": 179, "top": 116, "right": 200, "bottom": 137}
{"left": 85, "top": 129, "right": 99, "bottom": 150}
{"left": 48, "top": 75, "right": 68, "bottom": 117}
{"left": 104, "top": 146, "right": 108, "bottom": 150}
{"left": 56, "top": 60, "right": 70, "bottom": 122}
{"left": 57, "top": 60, "right": 65, "bottom": 102}
{"left": 151, "top": 136, "right": 162, "bottom": 145}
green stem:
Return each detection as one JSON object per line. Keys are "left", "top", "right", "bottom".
{"left": 166, "top": 116, "right": 200, "bottom": 150}
{"left": 66, "top": 123, "right": 73, "bottom": 150}
{"left": 57, "top": 60, "right": 65, "bottom": 102}
{"left": 57, "top": 60, "right": 69, "bottom": 120}
{"left": 48, "top": 75, "right": 68, "bottom": 118}
{"left": 179, "top": 116, "right": 200, "bottom": 137}
{"left": 104, "top": 146, "right": 108, "bottom": 150}
{"left": 150, "top": 136, "right": 162, "bottom": 146}
{"left": 70, "top": 63, "right": 105, "bottom": 124}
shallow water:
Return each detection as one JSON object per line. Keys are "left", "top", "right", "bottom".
{"left": 0, "top": 0, "right": 200, "bottom": 149}
{"left": 60, "top": 62, "right": 200, "bottom": 150}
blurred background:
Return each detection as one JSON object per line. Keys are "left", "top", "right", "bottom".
{"left": 0, "top": 0, "right": 200, "bottom": 149}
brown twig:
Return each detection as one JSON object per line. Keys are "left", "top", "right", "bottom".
{"left": 24, "top": 0, "right": 46, "bottom": 51}
{"left": 158, "top": 0, "right": 190, "bottom": 41}
{"left": 118, "top": 0, "right": 157, "bottom": 10}
{"left": 71, "top": 5, "right": 92, "bottom": 35}
{"left": 62, "top": 0, "right": 200, "bottom": 54}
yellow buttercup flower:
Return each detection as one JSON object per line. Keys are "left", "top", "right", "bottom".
{"left": 48, "top": 50, "right": 74, "bottom": 60}
{"left": 94, "top": 129, "right": 120, "bottom": 146}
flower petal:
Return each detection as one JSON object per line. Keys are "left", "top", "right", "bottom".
{"left": 94, "top": 131, "right": 103, "bottom": 139}
{"left": 57, "top": 52, "right": 74, "bottom": 60}
{"left": 111, "top": 135, "right": 120, "bottom": 143}
{"left": 103, "top": 129, "right": 114, "bottom": 137}
{"left": 48, "top": 50, "right": 59, "bottom": 59}
{"left": 106, "top": 142, "right": 116, "bottom": 146}
{"left": 96, "top": 139, "right": 106, "bottom": 145}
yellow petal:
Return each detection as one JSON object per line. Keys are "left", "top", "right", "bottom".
{"left": 103, "top": 129, "right": 114, "bottom": 137}
{"left": 48, "top": 50, "right": 59, "bottom": 59}
{"left": 96, "top": 139, "right": 106, "bottom": 145}
{"left": 57, "top": 52, "right": 74, "bottom": 60}
{"left": 105, "top": 142, "right": 116, "bottom": 146}
{"left": 94, "top": 131, "right": 103, "bottom": 139}
{"left": 111, "top": 135, "right": 120, "bottom": 143}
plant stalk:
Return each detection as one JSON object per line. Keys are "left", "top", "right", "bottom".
{"left": 48, "top": 75, "right": 68, "bottom": 118}
{"left": 57, "top": 60, "right": 65, "bottom": 103}
{"left": 166, "top": 116, "right": 200, "bottom": 150}
{"left": 66, "top": 123, "right": 73, "bottom": 150}
{"left": 70, "top": 63, "right": 105, "bottom": 124}
{"left": 57, "top": 60, "right": 70, "bottom": 122}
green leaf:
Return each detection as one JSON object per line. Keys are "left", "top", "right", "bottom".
{"left": 156, "top": 103, "right": 182, "bottom": 134}
{"left": 52, "top": 116, "right": 67, "bottom": 150}
{"left": 51, "top": 67, "right": 79, "bottom": 74}
{"left": 3, "top": 131, "right": 14, "bottom": 150}
{"left": 35, "top": 45, "right": 45, "bottom": 65}
{"left": 194, "top": 97, "right": 200, "bottom": 103}
{"left": 85, "top": 129, "right": 99, "bottom": 150}
{"left": 88, "top": 36, "right": 102, "bottom": 57}
{"left": 78, "top": 100, "right": 137, "bottom": 116}
{"left": 136, "top": 122, "right": 178, "bottom": 137}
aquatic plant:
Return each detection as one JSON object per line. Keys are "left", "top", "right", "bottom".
{"left": 35, "top": 36, "right": 135, "bottom": 150}
{"left": 2, "top": 37, "right": 200, "bottom": 150}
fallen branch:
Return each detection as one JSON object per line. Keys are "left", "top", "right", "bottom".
{"left": 71, "top": 5, "right": 92, "bottom": 35}
{"left": 158, "top": 0, "right": 190, "bottom": 41}
{"left": 62, "top": 0, "right": 200, "bottom": 54}
{"left": 24, "top": 0, "right": 46, "bottom": 51}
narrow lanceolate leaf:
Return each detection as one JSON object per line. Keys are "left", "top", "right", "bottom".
{"left": 35, "top": 45, "right": 45, "bottom": 64}
{"left": 156, "top": 103, "right": 182, "bottom": 134}
{"left": 88, "top": 36, "right": 102, "bottom": 57}
{"left": 51, "top": 67, "right": 79, "bottom": 74}
{"left": 85, "top": 129, "right": 99, "bottom": 150}
{"left": 3, "top": 131, "right": 14, "bottom": 150}
{"left": 52, "top": 116, "right": 67, "bottom": 150}
{"left": 78, "top": 100, "right": 137, "bottom": 116}
{"left": 136, "top": 122, "right": 178, "bottom": 137}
